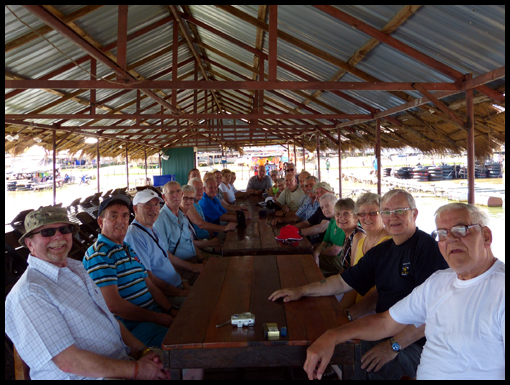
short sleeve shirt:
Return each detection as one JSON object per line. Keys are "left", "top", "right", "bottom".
{"left": 83, "top": 234, "right": 154, "bottom": 309}
{"left": 276, "top": 186, "right": 306, "bottom": 211}
{"left": 198, "top": 192, "right": 227, "bottom": 225}
{"left": 6, "top": 256, "right": 129, "bottom": 380}
{"left": 322, "top": 219, "right": 346, "bottom": 254}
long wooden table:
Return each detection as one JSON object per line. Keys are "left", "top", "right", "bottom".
{"left": 162, "top": 255, "right": 359, "bottom": 379}
{"left": 223, "top": 195, "right": 314, "bottom": 257}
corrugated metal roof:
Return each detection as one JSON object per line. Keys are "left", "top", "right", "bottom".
{"left": 5, "top": 5, "right": 505, "bottom": 156}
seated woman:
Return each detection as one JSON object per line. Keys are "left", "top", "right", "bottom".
{"left": 219, "top": 169, "right": 236, "bottom": 204}
{"left": 267, "top": 169, "right": 280, "bottom": 197}
{"left": 314, "top": 197, "right": 366, "bottom": 277}
{"left": 338, "top": 192, "right": 391, "bottom": 319}
{"left": 230, "top": 171, "right": 250, "bottom": 199}
{"left": 181, "top": 182, "right": 236, "bottom": 246}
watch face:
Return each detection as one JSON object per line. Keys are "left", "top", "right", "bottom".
{"left": 391, "top": 341, "right": 401, "bottom": 352}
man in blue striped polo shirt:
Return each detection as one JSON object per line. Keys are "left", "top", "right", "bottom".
{"left": 83, "top": 195, "right": 178, "bottom": 347}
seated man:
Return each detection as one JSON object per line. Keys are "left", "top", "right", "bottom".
{"left": 272, "top": 175, "right": 318, "bottom": 226}
{"left": 83, "top": 195, "right": 177, "bottom": 348}
{"left": 246, "top": 165, "right": 273, "bottom": 196}
{"left": 274, "top": 172, "right": 306, "bottom": 216}
{"left": 124, "top": 189, "right": 190, "bottom": 310}
{"left": 270, "top": 189, "right": 449, "bottom": 380}
{"left": 303, "top": 202, "right": 504, "bottom": 380}
{"left": 199, "top": 176, "right": 250, "bottom": 225}
{"left": 293, "top": 182, "right": 336, "bottom": 245}
{"left": 6, "top": 206, "right": 168, "bottom": 380}
{"left": 153, "top": 182, "right": 205, "bottom": 285}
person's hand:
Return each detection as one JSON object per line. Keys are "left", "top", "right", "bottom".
{"left": 268, "top": 287, "right": 303, "bottom": 302}
{"left": 154, "top": 312, "right": 174, "bottom": 328}
{"left": 274, "top": 210, "right": 284, "bottom": 217}
{"left": 136, "top": 352, "right": 171, "bottom": 380}
{"left": 182, "top": 281, "right": 191, "bottom": 291}
{"left": 360, "top": 339, "right": 398, "bottom": 373}
{"left": 225, "top": 222, "right": 237, "bottom": 231}
{"left": 239, "top": 204, "right": 249, "bottom": 212}
{"left": 191, "top": 263, "right": 204, "bottom": 274}
{"left": 243, "top": 211, "right": 252, "bottom": 220}
{"left": 281, "top": 205, "right": 290, "bottom": 213}
{"left": 303, "top": 330, "right": 337, "bottom": 380}
{"left": 271, "top": 217, "right": 283, "bottom": 226}
{"left": 312, "top": 250, "right": 320, "bottom": 266}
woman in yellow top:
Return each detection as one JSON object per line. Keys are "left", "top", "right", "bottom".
{"left": 338, "top": 192, "right": 391, "bottom": 319}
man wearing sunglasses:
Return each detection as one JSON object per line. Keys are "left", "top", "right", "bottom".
{"left": 303, "top": 202, "right": 504, "bottom": 380}
{"left": 5, "top": 206, "right": 169, "bottom": 380}
{"left": 271, "top": 189, "right": 448, "bottom": 380}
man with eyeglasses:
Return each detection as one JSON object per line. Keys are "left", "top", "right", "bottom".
{"left": 5, "top": 206, "right": 170, "bottom": 380}
{"left": 124, "top": 189, "right": 190, "bottom": 311}
{"left": 303, "top": 202, "right": 504, "bottom": 380}
{"left": 270, "top": 189, "right": 448, "bottom": 380}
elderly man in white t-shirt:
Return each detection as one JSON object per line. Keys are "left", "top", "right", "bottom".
{"left": 303, "top": 202, "right": 505, "bottom": 380}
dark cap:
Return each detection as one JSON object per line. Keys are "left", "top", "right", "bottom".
{"left": 97, "top": 194, "right": 132, "bottom": 217}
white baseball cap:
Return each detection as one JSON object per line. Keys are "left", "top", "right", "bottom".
{"left": 133, "top": 189, "right": 164, "bottom": 205}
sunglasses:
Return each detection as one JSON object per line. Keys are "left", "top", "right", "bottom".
{"left": 30, "top": 225, "right": 74, "bottom": 238}
{"left": 357, "top": 211, "right": 379, "bottom": 218}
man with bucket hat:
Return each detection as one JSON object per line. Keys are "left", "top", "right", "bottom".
{"left": 5, "top": 205, "right": 169, "bottom": 380}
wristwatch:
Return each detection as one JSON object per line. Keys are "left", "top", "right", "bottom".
{"left": 389, "top": 337, "right": 402, "bottom": 353}
{"left": 345, "top": 309, "right": 353, "bottom": 322}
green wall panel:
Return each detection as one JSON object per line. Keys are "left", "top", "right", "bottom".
{"left": 161, "top": 147, "right": 194, "bottom": 186}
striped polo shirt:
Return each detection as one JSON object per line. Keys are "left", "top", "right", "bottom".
{"left": 83, "top": 233, "right": 154, "bottom": 309}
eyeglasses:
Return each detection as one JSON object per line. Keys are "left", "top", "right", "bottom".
{"left": 357, "top": 211, "right": 379, "bottom": 218}
{"left": 379, "top": 207, "right": 413, "bottom": 217}
{"left": 286, "top": 168, "right": 294, "bottom": 172}
{"left": 30, "top": 225, "right": 74, "bottom": 238}
{"left": 182, "top": 197, "right": 195, "bottom": 202}
{"left": 431, "top": 224, "right": 482, "bottom": 242}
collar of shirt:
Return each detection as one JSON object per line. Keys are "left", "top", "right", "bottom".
{"left": 27, "top": 255, "right": 84, "bottom": 284}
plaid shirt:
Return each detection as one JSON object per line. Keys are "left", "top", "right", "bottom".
{"left": 295, "top": 195, "right": 320, "bottom": 221}
{"left": 5, "top": 256, "right": 129, "bottom": 380}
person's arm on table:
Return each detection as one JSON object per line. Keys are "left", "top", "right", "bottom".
{"left": 99, "top": 285, "right": 174, "bottom": 327}
{"left": 360, "top": 324, "right": 425, "bottom": 373}
{"left": 300, "top": 219, "right": 330, "bottom": 237}
{"left": 147, "top": 270, "right": 189, "bottom": 298}
{"left": 52, "top": 344, "right": 169, "bottom": 380}
{"left": 303, "top": 311, "right": 408, "bottom": 380}
{"left": 187, "top": 205, "right": 237, "bottom": 232}
{"left": 144, "top": 275, "right": 178, "bottom": 317}
{"left": 268, "top": 273, "right": 353, "bottom": 302}
{"left": 167, "top": 251, "right": 204, "bottom": 274}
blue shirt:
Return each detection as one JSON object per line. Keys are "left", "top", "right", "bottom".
{"left": 153, "top": 204, "right": 197, "bottom": 260}
{"left": 124, "top": 219, "right": 182, "bottom": 288}
{"left": 295, "top": 195, "right": 320, "bottom": 221}
{"left": 6, "top": 256, "right": 129, "bottom": 380}
{"left": 83, "top": 234, "right": 153, "bottom": 309}
{"left": 199, "top": 192, "right": 227, "bottom": 225}
{"left": 193, "top": 202, "right": 211, "bottom": 239}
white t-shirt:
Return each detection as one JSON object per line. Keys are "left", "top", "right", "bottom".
{"left": 389, "top": 259, "right": 505, "bottom": 380}
{"left": 219, "top": 182, "right": 236, "bottom": 204}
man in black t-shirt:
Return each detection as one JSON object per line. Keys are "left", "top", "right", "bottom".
{"left": 269, "top": 189, "right": 448, "bottom": 380}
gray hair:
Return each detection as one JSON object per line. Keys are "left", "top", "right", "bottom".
{"left": 181, "top": 184, "right": 196, "bottom": 193}
{"left": 269, "top": 169, "right": 278, "bottom": 176}
{"left": 434, "top": 203, "right": 490, "bottom": 227}
{"left": 319, "top": 192, "right": 338, "bottom": 205}
{"left": 276, "top": 177, "right": 285, "bottom": 184}
{"left": 162, "top": 181, "right": 181, "bottom": 194}
{"left": 334, "top": 197, "right": 355, "bottom": 212}
{"left": 188, "top": 177, "right": 202, "bottom": 187}
{"left": 355, "top": 192, "right": 382, "bottom": 214}
{"left": 381, "top": 189, "right": 417, "bottom": 209}
{"left": 305, "top": 175, "right": 319, "bottom": 183}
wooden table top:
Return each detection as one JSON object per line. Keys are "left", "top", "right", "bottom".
{"left": 162, "top": 255, "right": 357, "bottom": 374}
{"left": 163, "top": 254, "right": 349, "bottom": 349}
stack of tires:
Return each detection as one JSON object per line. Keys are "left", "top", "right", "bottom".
{"left": 383, "top": 168, "right": 392, "bottom": 177}
{"left": 395, "top": 167, "right": 412, "bottom": 179}
{"left": 441, "top": 164, "right": 455, "bottom": 180}
{"left": 486, "top": 162, "right": 502, "bottom": 178}
{"left": 412, "top": 167, "right": 429, "bottom": 182}
{"left": 427, "top": 167, "right": 443, "bottom": 181}
{"left": 475, "top": 165, "right": 487, "bottom": 179}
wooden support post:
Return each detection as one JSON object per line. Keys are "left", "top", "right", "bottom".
{"left": 96, "top": 139, "right": 100, "bottom": 193}
{"left": 293, "top": 141, "right": 296, "bottom": 170}
{"left": 117, "top": 5, "right": 128, "bottom": 81}
{"left": 376, "top": 118, "right": 381, "bottom": 196}
{"left": 316, "top": 129, "right": 321, "bottom": 181}
{"left": 302, "top": 146, "right": 306, "bottom": 171}
{"left": 145, "top": 147, "right": 148, "bottom": 184}
{"left": 465, "top": 74, "right": 475, "bottom": 204}
{"left": 338, "top": 127, "right": 342, "bottom": 197}
{"left": 52, "top": 130, "right": 56, "bottom": 206}
{"left": 172, "top": 20, "right": 178, "bottom": 107}
{"left": 126, "top": 144, "right": 129, "bottom": 190}
{"left": 268, "top": 5, "right": 278, "bottom": 81}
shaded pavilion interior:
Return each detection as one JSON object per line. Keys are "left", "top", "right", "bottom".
{"left": 5, "top": 5, "right": 506, "bottom": 201}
